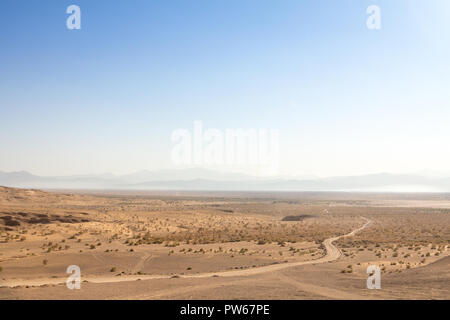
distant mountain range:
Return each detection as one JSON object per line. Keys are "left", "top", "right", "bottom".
{"left": 1, "top": 169, "right": 450, "bottom": 192}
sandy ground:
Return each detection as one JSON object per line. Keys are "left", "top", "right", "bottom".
{"left": 0, "top": 187, "right": 449, "bottom": 299}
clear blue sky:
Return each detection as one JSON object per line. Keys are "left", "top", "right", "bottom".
{"left": 1, "top": 0, "right": 449, "bottom": 177}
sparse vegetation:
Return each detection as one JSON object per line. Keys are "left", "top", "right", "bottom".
{"left": 1, "top": 186, "right": 449, "bottom": 299}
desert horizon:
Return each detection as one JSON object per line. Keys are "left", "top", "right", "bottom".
{"left": 2, "top": 169, "right": 450, "bottom": 193}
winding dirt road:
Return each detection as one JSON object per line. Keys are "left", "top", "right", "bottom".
{"left": 2, "top": 217, "right": 372, "bottom": 288}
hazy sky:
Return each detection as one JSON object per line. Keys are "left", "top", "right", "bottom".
{"left": 1, "top": 0, "right": 449, "bottom": 177}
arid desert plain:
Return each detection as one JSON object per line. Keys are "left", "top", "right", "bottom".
{"left": 0, "top": 186, "right": 449, "bottom": 299}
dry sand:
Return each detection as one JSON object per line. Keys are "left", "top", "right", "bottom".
{"left": 0, "top": 187, "right": 448, "bottom": 299}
